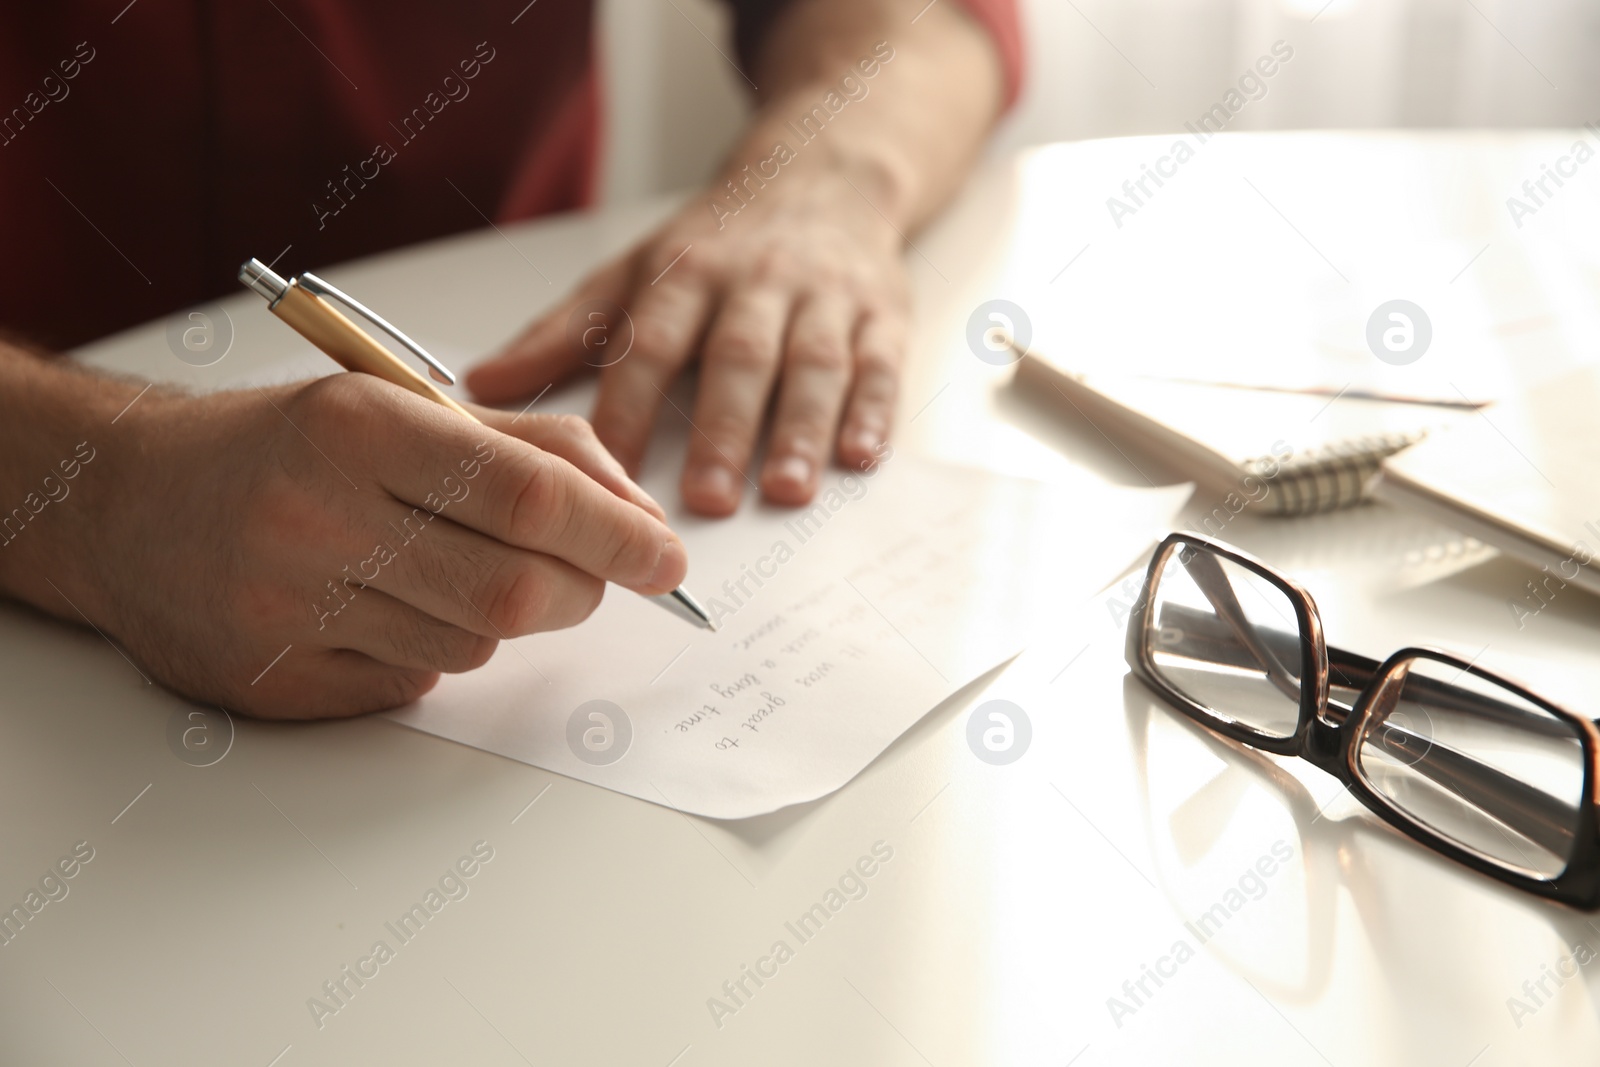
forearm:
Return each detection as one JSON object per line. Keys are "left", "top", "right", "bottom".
{"left": 722, "top": 0, "right": 1005, "bottom": 233}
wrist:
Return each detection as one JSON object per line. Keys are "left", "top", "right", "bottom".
{"left": 708, "top": 94, "right": 921, "bottom": 243}
{"left": 0, "top": 348, "right": 163, "bottom": 624}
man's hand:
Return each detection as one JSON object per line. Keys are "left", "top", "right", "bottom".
{"left": 467, "top": 170, "right": 908, "bottom": 516}
{"left": 467, "top": 0, "right": 1007, "bottom": 516}
{"left": 0, "top": 356, "right": 686, "bottom": 719}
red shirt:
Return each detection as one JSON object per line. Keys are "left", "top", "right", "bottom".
{"left": 0, "top": 1, "right": 1020, "bottom": 350}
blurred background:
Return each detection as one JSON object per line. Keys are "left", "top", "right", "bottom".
{"left": 597, "top": 0, "right": 1600, "bottom": 203}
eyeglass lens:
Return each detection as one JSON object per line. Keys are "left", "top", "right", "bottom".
{"left": 1145, "top": 543, "right": 1304, "bottom": 741}
{"left": 1354, "top": 655, "right": 1585, "bottom": 881}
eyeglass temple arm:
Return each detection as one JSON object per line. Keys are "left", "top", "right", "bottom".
{"left": 1326, "top": 649, "right": 1576, "bottom": 739}
{"left": 1151, "top": 601, "right": 1573, "bottom": 739}
{"left": 1178, "top": 550, "right": 1304, "bottom": 703}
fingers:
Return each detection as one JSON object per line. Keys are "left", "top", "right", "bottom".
{"left": 680, "top": 288, "right": 788, "bottom": 516}
{"left": 760, "top": 295, "right": 855, "bottom": 505}
{"left": 838, "top": 309, "right": 905, "bottom": 472}
{"left": 590, "top": 274, "right": 714, "bottom": 475}
{"left": 482, "top": 447, "right": 685, "bottom": 593}
{"left": 342, "top": 501, "right": 607, "bottom": 638}
{"left": 232, "top": 476, "right": 611, "bottom": 719}
{"left": 465, "top": 257, "right": 635, "bottom": 405}
{"left": 307, "top": 377, "right": 685, "bottom": 594}
{"left": 386, "top": 443, "right": 684, "bottom": 594}
{"left": 317, "top": 587, "right": 499, "bottom": 673}
{"left": 475, "top": 407, "right": 665, "bottom": 521}
{"left": 242, "top": 649, "right": 440, "bottom": 720}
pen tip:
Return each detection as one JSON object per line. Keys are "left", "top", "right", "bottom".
{"left": 671, "top": 586, "right": 716, "bottom": 631}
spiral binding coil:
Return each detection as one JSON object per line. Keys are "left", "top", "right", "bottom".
{"left": 1250, "top": 430, "right": 1428, "bottom": 516}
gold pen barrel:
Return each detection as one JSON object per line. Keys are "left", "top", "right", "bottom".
{"left": 271, "top": 282, "right": 479, "bottom": 423}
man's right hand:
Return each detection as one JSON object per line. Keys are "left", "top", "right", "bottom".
{"left": 0, "top": 357, "right": 687, "bottom": 719}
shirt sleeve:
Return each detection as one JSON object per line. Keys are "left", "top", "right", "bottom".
{"left": 724, "top": 0, "right": 1024, "bottom": 112}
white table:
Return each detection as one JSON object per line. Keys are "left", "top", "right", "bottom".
{"left": 5, "top": 131, "right": 1600, "bottom": 1065}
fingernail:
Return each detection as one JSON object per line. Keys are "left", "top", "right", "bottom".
{"left": 692, "top": 465, "right": 737, "bottom": 502}
{"left": 650, "top": 538, "right": 688, "bottom": 591}
{"left": 770, "top": 455, "right": 812, "bottom": 490}
{"left": 847, "top": 429, "right": 880, "bottom": 458}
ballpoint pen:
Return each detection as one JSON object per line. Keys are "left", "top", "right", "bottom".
{"left": 237, "top": 257, "right": 716, "bottom": 631}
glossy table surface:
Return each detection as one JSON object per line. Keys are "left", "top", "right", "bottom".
{"left": 5, "top": 131, "right": 1600, "bottom": 1065}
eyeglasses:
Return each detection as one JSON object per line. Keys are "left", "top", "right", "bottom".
{"left": 1125, "top": 533, "right": 1600, "bottom": 910}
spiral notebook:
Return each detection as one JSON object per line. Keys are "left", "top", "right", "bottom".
{"left": 1015, "top": 349, "right": 1472, "bottom": 515}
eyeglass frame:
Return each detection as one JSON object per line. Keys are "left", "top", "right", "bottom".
{"left": 1124, "top": 531, "right": 1600, "bottom": 911}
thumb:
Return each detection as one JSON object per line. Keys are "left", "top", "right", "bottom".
{"left": 466, "top": 258, "right": 635, "bottom": 404}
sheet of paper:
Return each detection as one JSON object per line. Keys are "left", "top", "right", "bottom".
{"left": 388, "top": 457, "right": 1189, "bottom": 818}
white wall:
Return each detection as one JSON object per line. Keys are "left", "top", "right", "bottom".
{"left": 596, "top": 0, "right": 749, "bottom": 203}
{"left": 597, "top": 0, "right": 1600, "bottom": 204}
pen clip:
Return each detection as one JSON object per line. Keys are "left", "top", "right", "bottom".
{"left": 297, "top": 272, "right": 457, "bottom": 386}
